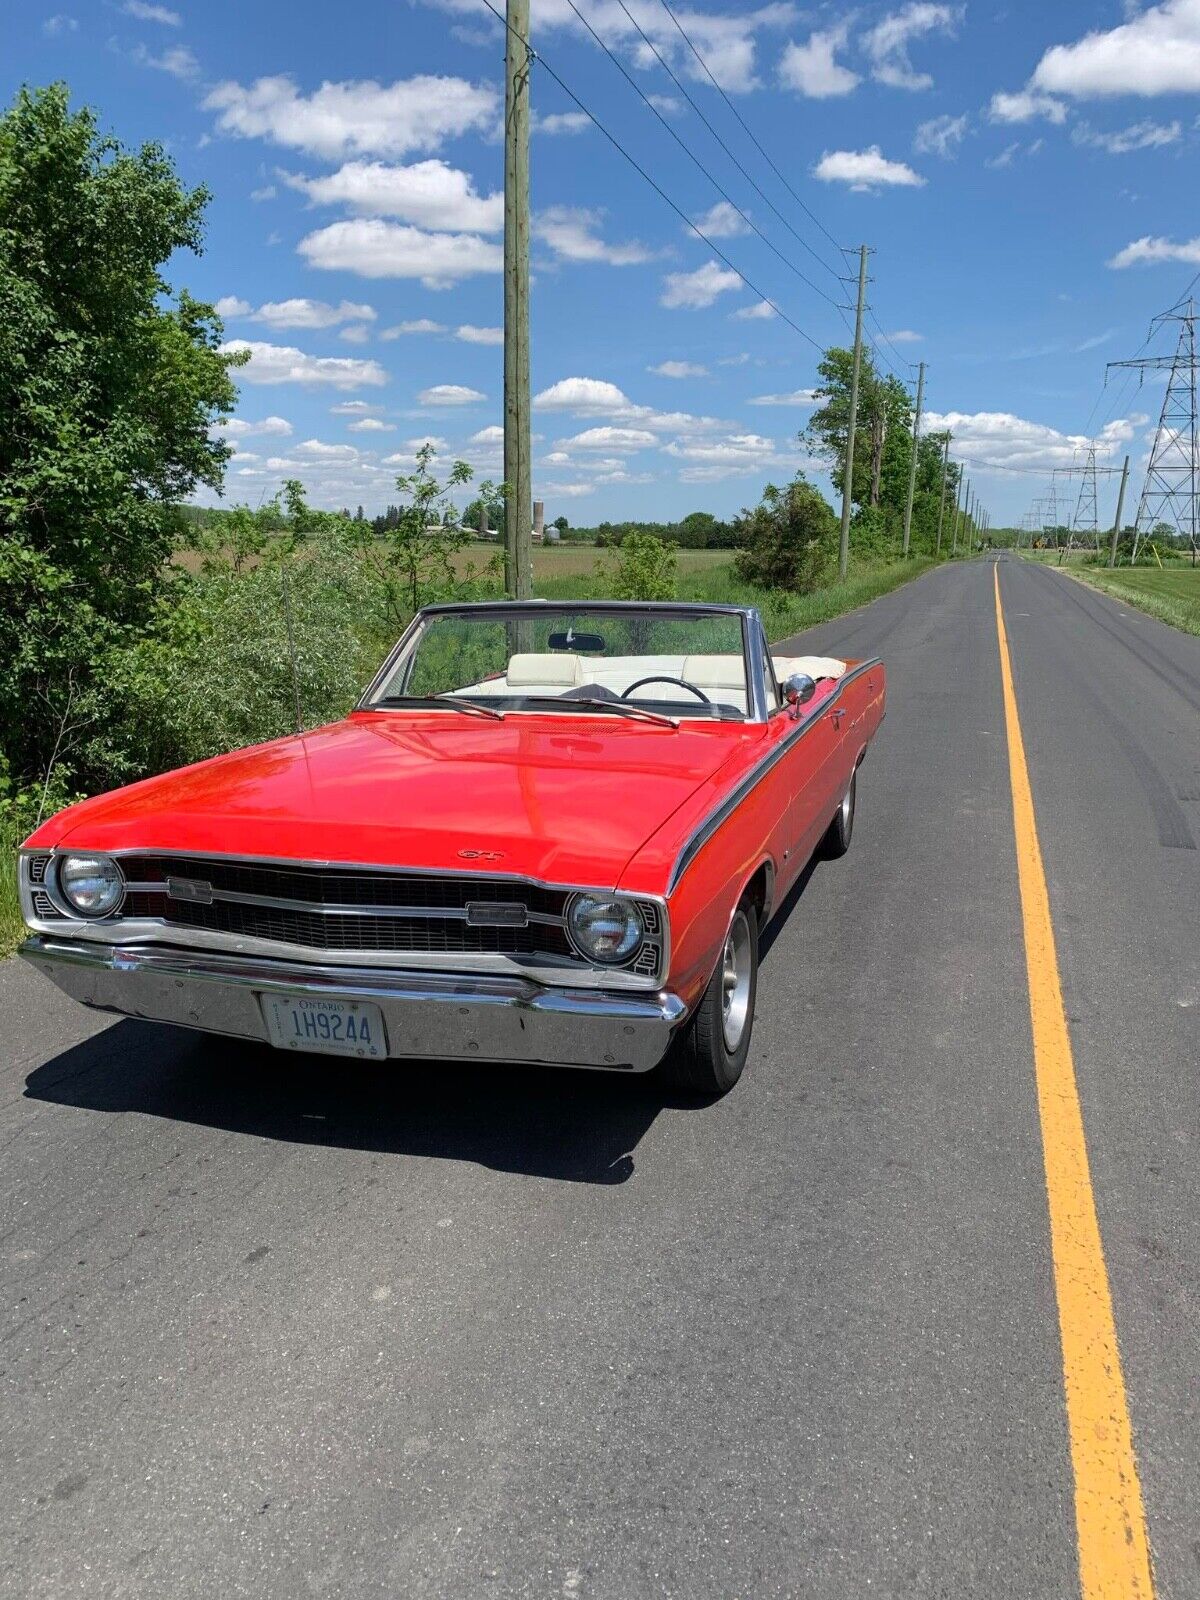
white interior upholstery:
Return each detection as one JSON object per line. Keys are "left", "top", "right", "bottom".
{"left": 505, "top": 652, "right": 584, "bottom": 687}
{"left": 464, "top": 651, "right": 775, "bottom": 713}
{"left": 772, "top": 655, "right": 846, "bottom": 682}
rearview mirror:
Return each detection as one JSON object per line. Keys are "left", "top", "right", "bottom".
{"left": 783, "top": 673, "right": 817, "bottom": 714}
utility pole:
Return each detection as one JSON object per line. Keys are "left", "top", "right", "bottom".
{"left": 952, "top": 478, "right": 966, "bottom": 556}
{"left": 1108, "top": 454, "right": 1130, "bottom": 569}
{"left": 901, "top": 360, "right": 925, "bottom": 558}
{"left": 935, "top": 434, "right": 951, "bottom": 557}
{"left": 503, "top": 0, "right": 533, "bottom": 600}
{"left": 838, "top": 245, "right": 869, "bottom": 582}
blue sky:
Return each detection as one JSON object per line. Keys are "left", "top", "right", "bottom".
{"left": 10, "top": 0, "right": 1200, "bottom": 526}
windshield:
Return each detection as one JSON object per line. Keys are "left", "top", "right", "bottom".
{"left": 367, "top": 607, "right": 754, "bottom": 720}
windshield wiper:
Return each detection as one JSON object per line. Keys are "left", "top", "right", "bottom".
{"left": 518, "top": 695, "right": 678, "bottom": 729}
{"left": 371, "top": 694, "right": 505, "bottom": 720}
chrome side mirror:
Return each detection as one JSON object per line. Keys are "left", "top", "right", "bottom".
{"left": 783, "top": 673, "right": 817, "bottom": 715}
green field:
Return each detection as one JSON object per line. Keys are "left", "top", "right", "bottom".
{"left": 1071, "top": 564, "right": 1200, "bottom": 636}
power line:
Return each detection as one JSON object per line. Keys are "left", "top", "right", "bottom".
{"left": 476, "top": 0, "right": 827, "bottom": 354}
{"left": 558, "top": 0, "right": 842, "bottom": 310}
{"left": 654, "top": 0, "right": 847, "bottom": 259}
{"left": 610, "top": 0, "right": 844, "bottom": 287}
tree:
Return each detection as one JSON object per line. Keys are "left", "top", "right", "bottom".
{"left": 601, "top": 532, "right": 678, "bottom": 600}
{"left": 0, "top": 84, "right": 241, "bottom": 803}
{"left": 352, "top": 444, "right": 499, "bottom": 624}
{"left": 805, "top": 348, "right": 912, "bottom": 514}
{"left": 733, "top": 477, "right": 837, "bottom": 592}
{"left": 552, "top": 514, "right": 569, "bottom": 536}
{"left": 463, "top": 488, "right": 506, "bottom": 540}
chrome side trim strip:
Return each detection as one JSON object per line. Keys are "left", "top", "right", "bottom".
{"left": 665, "top": 658, "right": 882, "bottom": 895}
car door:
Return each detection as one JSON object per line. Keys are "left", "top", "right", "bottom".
{"left": 761, "top": 640, "right": 848, "bottom": 891}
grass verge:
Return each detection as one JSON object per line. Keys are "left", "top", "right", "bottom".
{"left": 1, "top": 821, "right": 25, "bottom": 960}
{"left": 536, "top": 555, "right": 939, "bottom": 641}
{"left": 1067, "top": 564, "right": 1200, "bottom": 637}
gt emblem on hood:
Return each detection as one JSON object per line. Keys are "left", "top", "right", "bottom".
{"left": 457, "top": 848, "right": 505, "bottom": 861}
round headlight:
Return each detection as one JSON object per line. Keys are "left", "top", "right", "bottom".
{"left": 567, "top": 893, "right": 643, "bottom": 964}
{"left": 57, "top": 854, "right": 124, "bottom": 918}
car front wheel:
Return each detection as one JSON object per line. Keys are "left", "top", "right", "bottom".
{"left": 663, "top": 899, "right": 758, "bottom": 1097}
{"left": 821, "top": 768, "right": 856, "bottom": 859}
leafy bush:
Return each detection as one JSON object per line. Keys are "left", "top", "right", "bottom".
{"left": 601, "top": 531, "right": 679, "bottom": 600}
{"left": 110, "top": 534, "right": 392, "bottom": 775}
{"left": 734, "top": 476, "right": 837, "bottom": 593}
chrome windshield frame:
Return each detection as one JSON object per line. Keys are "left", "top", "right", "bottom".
{"left": 356, "top": 600, "right": 771, "bottom": 724}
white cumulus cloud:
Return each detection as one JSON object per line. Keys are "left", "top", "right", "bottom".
{"left": 661, "top": 261, "right": 742, "bottom": 309}
{"left": 284, "top": 159, "right": 503, "bottom": 233}
{"left": 418, "top": 384, "right": 486, "bottom": 405}
{"left": 219, "top": 340, "right": 387, "bottom": 388}
{"left": 989, "top": 89, "right": 1067, "bottom": 125}
{"left": 560, "top": 427, "right": 659, "bottom": 451}
{"left": 1032, "top": 0, "right": 1200, "bottom": 99}
{"left": 864, "top": 3, "right": 960, "bottom": 90}
{"left": 813, "top": 145, "right": 925, "bottom": 189}
{"left": 298, "top": 220, "right": 503, "bottom": 288}
{"left": 381, "top": 319, "right": 447, "bottom": 338}
{"left": 203, "top": 74, "right": 499, "bottom": 159}
{"left": 648, "top": 360, "right": 708, "bottom": 378}
{"left": 456, "top": 324, "right": 503, "bottom": 345}
{"left": 535, "top": 207, "right": 654, "bottom": 266}
{"left": 689, "top": 200, "right": 749, "bottom": 239}
{"left": 1108, "top": 234, "right": 1200, "bottom": 268}
{"left": 777, "top": 26, "right": 860, "bottom": 97}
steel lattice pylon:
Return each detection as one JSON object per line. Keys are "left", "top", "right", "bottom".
{"left": 1110, "top": 301, "right": 1198, "bottom": 565}
{"left": 1071, "top": 443, "right": 1100, "bottom": 552}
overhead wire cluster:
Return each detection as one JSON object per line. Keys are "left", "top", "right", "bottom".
{"left": 477, "top": 0, "right": 920, "bottom": 376}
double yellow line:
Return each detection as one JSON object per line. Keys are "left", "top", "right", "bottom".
{"left": 994, "top": 565, "right": 1153, "bottom": 1598}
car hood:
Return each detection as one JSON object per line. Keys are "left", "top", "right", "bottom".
{"left": 41, "top": 711, "right": 764, "bottom": 888}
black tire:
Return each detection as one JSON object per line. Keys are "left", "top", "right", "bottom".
{"left": 821, "top": 768, "right": 857, "bottom": 859}
{"left": 661, "top": 899, "right": 758, "bottom": 1097}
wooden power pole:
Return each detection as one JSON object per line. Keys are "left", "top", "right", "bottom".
{"left": 504, "top": 0, "right": 533, "bottom": 600}
{"left": 1108, "top": 454, "right": 1130, "bottom": 569}
{"left": 901, "top": 359, "right": 925, "bottom": 558}
{"left": 935, "top": 434, "right": 951, "bottom": 557}
{"left": 838, "top": 245, "right": 869, "bottom": 583}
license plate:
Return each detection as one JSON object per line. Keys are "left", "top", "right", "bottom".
{"left": 259, "top": 992, "right": 387, "bottom": 1059}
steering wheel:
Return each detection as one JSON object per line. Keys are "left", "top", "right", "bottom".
{"left": 620, "top": 675, "right": 711, "bottom": 704}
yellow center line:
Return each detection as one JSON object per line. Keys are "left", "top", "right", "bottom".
{"left": 994, "top": 563, "right": 1153, "bottom": 1599}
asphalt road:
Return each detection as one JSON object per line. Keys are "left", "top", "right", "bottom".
{"left": 2, "top": 556, "right": 1197, "bottom": 1600}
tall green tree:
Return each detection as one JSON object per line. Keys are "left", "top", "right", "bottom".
{"left": 0, "top": 84, "right": 241, "bottom": 806}
{"left": 805, "top": 348, "right": 912, "bottom": 517}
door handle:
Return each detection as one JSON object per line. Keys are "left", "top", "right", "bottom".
{"left": 831, "top": 709, "right": 845, "bottom": 728}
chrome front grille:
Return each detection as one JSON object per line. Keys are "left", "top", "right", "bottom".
{"left": 105, "top": 854, "right": 666, "bottom": 979}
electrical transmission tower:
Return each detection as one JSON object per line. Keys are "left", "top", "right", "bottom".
{"left": 1108, "top": 299, "right": 1199, "bottom": 565}
{"left": 1070, "top": 443, "right": 1100, "bottom": 553}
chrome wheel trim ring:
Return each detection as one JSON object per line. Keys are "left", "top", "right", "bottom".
{"left": 721, "top": 910, "right": 753, "bottom": 1053}
{"left": 841, "top": 773, "right": 855, "bottom": 834}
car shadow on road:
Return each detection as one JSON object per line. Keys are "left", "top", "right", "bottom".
{"left": 23, "top": 860, "right": 820, "bottom": 1187}
{"left": 23, "top": 1021, "right": 691, "bottom": 1186}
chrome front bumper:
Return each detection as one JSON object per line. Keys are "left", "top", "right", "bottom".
{"left": 20, "top": 937, "right": 687, "bottom": 1073}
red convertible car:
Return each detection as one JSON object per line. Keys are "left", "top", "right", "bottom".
{"left": 19, "top": 601, "right": 884, "bottom": 1095}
